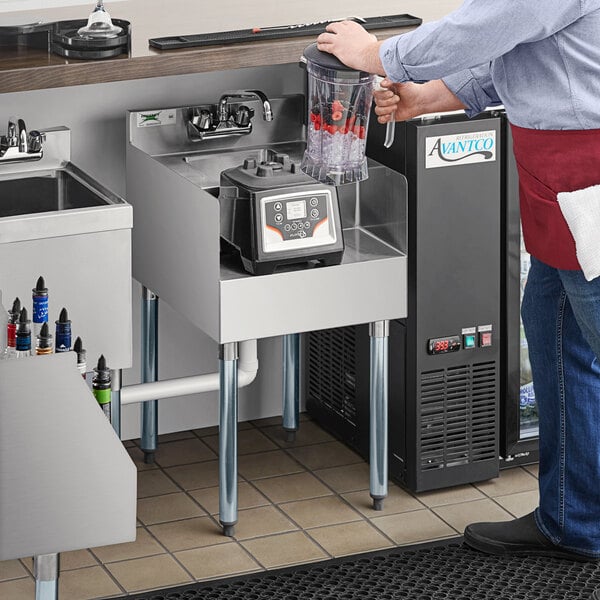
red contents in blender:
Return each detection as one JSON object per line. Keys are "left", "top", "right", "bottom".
{"left": 310, "top": 98, "right": 366, "bottom": 139}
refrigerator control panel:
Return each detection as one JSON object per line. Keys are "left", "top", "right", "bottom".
{"left": 428, "top": 325, "right": 494, "bottom": 355}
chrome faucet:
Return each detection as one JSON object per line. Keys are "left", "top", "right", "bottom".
{"left": 187, "top": 90, "right": 274, "bottom": 141}
{"left": 0, "top": 117, "right": 44, "bottom": 163}
{"left": 217, "top": 90, "right": 274, "bottom": 124}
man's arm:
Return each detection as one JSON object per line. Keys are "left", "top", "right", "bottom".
{"left": 317, "top": 0, "right": 585, "bottom": 82}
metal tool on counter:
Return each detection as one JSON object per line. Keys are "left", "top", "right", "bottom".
{"left": 251, "top": 16, "right": 366, "bottom": 34}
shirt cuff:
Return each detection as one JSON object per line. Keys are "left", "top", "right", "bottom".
{"left": 442, "top": 70, "right": 494, "bottom": 118}
{"left": 379, "top": 37, "right": 411, "bottom": 83}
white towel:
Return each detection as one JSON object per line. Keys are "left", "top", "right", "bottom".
{"left": 557, "top": 184, "right": 600, "bottom": 281}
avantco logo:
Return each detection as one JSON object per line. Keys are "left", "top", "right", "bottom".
{"left": 425, "top": 130, "right": 496, "bottom": 169}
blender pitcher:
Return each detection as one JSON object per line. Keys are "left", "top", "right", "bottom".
{"left": 300, "top": 43, "right": 375, "bottom": 185}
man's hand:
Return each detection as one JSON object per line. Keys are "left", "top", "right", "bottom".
{"left": 316, "top": 21, "right": 385, "bottom": 75}
{"left": 374, "top": 80, "right": 425, "bottom": 123}
{"left": 374, "top": 79, "right": 468, "bottom": 123}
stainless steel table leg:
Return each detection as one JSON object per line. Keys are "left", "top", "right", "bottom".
{"left": 369, "top": 320, "right": 389, "bottom": 511}
{"left": 141, "top": 286, "right": 159, "bottom": 464}
{"left": 34, "top": 553, "right": 59, "bottom": 600}
{"left": 219, "top": 342, "right": 239, "bottom": 537}
{"left": 282, "top": 333, "right": 300, "bottom": 443}
{"left": 110, "top": 368, "right": 122, "bottom": 438}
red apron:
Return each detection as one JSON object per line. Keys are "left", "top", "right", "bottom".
{"left": 511, "top": 124, "right": 600, "bottom": 270}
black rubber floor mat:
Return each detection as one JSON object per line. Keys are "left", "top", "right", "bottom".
{"left": 118, "top": 538, "right": 600, "bottom": 599}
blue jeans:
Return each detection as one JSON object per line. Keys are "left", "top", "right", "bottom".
{"left": 521, "top": 256, "right": 600, "bottom": 557}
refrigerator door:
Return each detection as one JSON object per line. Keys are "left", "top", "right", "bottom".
{"left": 500, "top": 116, "right": 539, "bottom": 460}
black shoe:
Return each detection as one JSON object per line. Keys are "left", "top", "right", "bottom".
{"left": 464, "top": 512, "right": 598, "bottom": 562}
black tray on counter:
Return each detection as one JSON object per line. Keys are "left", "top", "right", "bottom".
{"left": 149, "top": 14, "right": 422, "bottom": 50}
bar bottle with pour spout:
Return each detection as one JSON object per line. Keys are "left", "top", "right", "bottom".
{"left": 300, "top": 42, "right": 375, "bottom": 185}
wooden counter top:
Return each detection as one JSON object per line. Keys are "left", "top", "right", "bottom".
{"left": 0, "top": 0, "right": 460, "bottom": 93}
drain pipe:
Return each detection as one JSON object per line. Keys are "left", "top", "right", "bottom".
{"left": 120, "top": 340, "right": 258, "bottom": 405}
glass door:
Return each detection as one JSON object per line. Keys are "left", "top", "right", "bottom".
{"left": 519, "top": 239, "right": 538, "bottom": 439}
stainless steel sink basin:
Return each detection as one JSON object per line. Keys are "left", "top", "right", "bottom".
{"left": 0, "top": 168, "right": 110, "bottom": 218}
{"left": 0, "top": 163, "right": 130, "bottom": 245}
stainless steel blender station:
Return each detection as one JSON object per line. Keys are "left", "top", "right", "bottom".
{"left": 125, "top": 48, "right": 408, "bottom": 536}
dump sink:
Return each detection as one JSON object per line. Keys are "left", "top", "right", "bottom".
{"left": 0, "top": 168, "right": 109, "bottom": 217}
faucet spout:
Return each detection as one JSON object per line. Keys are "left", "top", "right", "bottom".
{"left": 18, "top": 119, "right": 28, "bottom": 153}
{"left": 245, "top": 90, "right": 274, "bottom": 122}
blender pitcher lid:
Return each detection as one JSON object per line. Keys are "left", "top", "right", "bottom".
{"left": 302, "top": 42, "right": 371, "bottom": 78}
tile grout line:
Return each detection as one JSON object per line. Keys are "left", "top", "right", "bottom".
{"left": 87, "top": 548, "right": 132, "bottom": 597}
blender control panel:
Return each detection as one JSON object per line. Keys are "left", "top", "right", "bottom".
{"left": 260, "top": 189, "right": 338, "bottom": 253}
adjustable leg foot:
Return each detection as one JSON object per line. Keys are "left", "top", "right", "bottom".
{"left": 284, "top": 429, "right": 296, "bottom": 443}
{"left": 143, "top": 451, "right": 155, "bottom": 464}
{"left": 372, "top": 497, "right": 385, "bottom": 511}
{"left": 221, "top": 523, "right": 236, "bottom": 537}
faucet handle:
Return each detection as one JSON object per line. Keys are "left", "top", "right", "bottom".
{"left": 28, "top": 130, "right": 45, "bottom": 153}
{"left": 6, "top": 117, "right": 18, "bottom": 147}
{"left": 234, "top": 106, "right": 254, "bottom": 127}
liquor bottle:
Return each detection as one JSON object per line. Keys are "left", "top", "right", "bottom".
{"left": 2, "top": 298, "right": 21, "bottom": 360}
{"left": 15, "top": 308, "right": 33, "bottom": 358}
{"left": 92, "top": 355, "right": 111, "bottom": 421}
{"left": 35, "top": 322, "right": 54, "bottom": 355}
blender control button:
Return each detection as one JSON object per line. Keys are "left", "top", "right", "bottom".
{"left": 275, "top": 213, "right": 283, "bottom": 223}
{"left": 311, "top": 208, "right": 320, "bottom": 219}
{"left": 305, "top": 221, "right": 311, "bottom": 229}
{"left": 310, "top": 197, "right": 319, "bottom": 207}
{"left": 284, "top": 224, "right": 291, "bottom": 232}
{"left": 299, "top": 231, "right": 307, "bottom": 238}
{"left": 298, "top": 222, "right": 304, "bottom": 229}
{"left": 292, "top": 223, "right": 298, "bottom": 230}
{"left": 274, "top": 202, "right": 283, "bottom": 211}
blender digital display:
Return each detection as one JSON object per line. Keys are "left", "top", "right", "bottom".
{"left": 286, "top": 200, "right": 307, "bottom": 220}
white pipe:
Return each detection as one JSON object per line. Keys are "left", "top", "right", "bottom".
{"left": 120, "top": 339, "right": 258, "bottom": 405}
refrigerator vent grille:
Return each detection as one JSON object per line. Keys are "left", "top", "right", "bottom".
{"left": 420, "top": 361, "right": 497, "bottom": 472}
{"left": 307, "top": 328, "right": 357, "bottom": 425}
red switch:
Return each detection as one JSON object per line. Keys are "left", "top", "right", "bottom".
{"left": 479, "top": 332, "right": 493, "bottom": 347}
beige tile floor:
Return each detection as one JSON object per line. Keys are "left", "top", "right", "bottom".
{"left": 0, "top": 415, "right": 539, "bottom": 600}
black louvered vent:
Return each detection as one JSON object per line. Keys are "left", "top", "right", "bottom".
{"left": 420, "top": 362, "right": 497, "bottom": 472}
{"left": 307, "top": 328, "right": 358, "bottom": 425}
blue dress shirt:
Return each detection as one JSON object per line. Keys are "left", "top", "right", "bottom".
{"left": 379, "top": 0, "right": 600, "bottom": 129}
